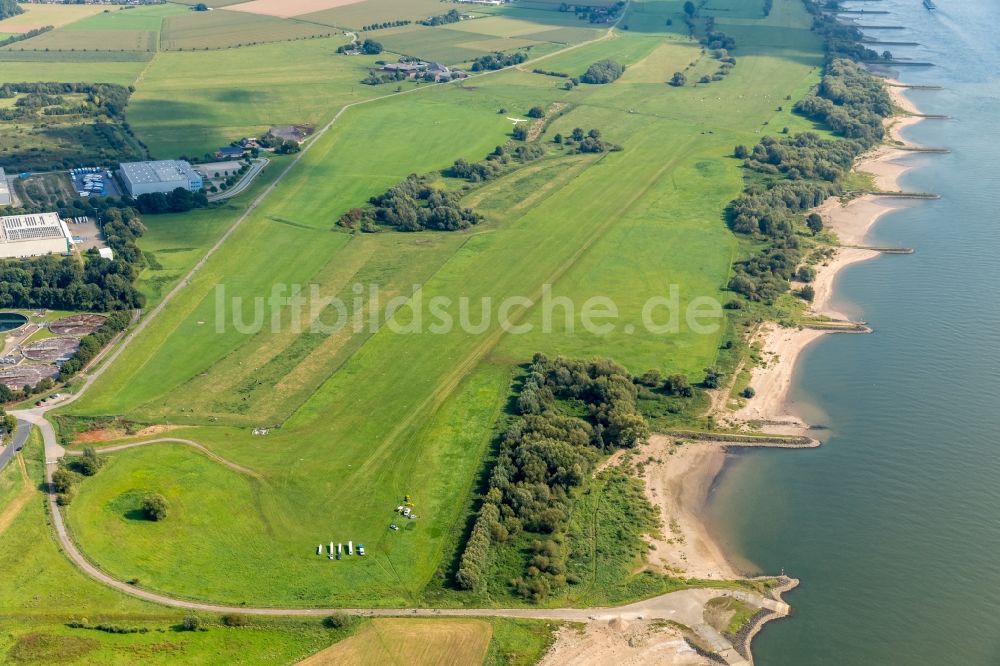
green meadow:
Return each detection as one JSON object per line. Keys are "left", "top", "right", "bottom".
{"left": 57, "top": 0, "right": 825, "bottom": 608}
{"left": 0, "top": 436, "right": 357, "bottom": 664}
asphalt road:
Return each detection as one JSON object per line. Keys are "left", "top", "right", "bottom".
{"left": 0, "top": 419, "right": 30, "bottom": 474}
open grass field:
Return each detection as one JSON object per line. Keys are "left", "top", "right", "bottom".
{"left": 298, "top": 618, "right": 492, "bottom": 665}
{"left": 160, "top": 11, "right": 336, "bottom": 50}
{"left": 125, "top": 40, "right": 412, "bottom": 158}
{"left": 5, "top": 28, "right": 157, "bottom": 52}
{"left": 59, "top": 0, "right": 824, "bottom": 607}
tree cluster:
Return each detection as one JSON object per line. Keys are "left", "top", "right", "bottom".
{"left": 793, "top": 58, "right": 892, "bottom": 144}
{"left": 580, "top": 59, "right": 624, "bottom": 84}
{"left": 52, "top": 447, "right": 104, "bottom": 505}
{"left": 554, "top": 127, "right": 621, "bottom": 154}
{"left": 448, "top": 142, "right": 545, "bottom": 183}
{"left": 470, "top": 51, "right": 527, "bottom": 72}
{"left": 339, "top": 38, "right": 382, "bottom": 54}
{"left": 0, "top": 0, "right": 24, "bottom": 20}
{"left": 0, "top": 82, "right": 132, "bottom": 120}
{"left": 421, "top": 8, "right": 461, "bottom": 26}
{"left": 337, "top": 175, "right": 481, "bottom": 232}
{"left": 135, "top": 187, "right": 209, "bottom": 214}
{"left": 559, "top": 1, "right": 625, "bottom": 24}
{"left": 361, "top": 69, "right": 408, "bottom": 86}
{"left": 456, "top": 354, "right": 649, "bottom": 600}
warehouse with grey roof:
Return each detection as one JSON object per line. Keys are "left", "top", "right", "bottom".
{"left": 118, "top": 160, "right": 203, "bottom": 197}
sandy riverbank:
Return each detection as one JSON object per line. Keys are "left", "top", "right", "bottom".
{"left": 732, "top": 82, "right": 927, "bottom": 431}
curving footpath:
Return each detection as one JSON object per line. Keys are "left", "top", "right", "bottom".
{"left": 65, "top": 437, "right": 261, "bottom": 478}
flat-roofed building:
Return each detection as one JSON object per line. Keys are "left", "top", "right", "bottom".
{"left": 118, "top": 160, "right": 203, "bottom": 197}
{"left": 0, "top": 212, "right": 72, "bottom": 259}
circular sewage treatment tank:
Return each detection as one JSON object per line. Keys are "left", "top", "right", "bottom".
{"left": 0, "top": 312, "right": 28, "bottom": 333}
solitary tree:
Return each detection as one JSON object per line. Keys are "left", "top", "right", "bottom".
{"left": 806, "top": 212, "right": 824, "bottom": 235}
{"left": 799, "top": 285, "right": 815, "bottom": 302}
{"left": 683, "top": 1, "right": 696, "bottom": 17}
{"left": 77, "top": 447, "right": 103, "bottom": 476}
{"left": 526, "top": 105, "right": 545, "bottom": 118}
{"left": 141, "top": 493, "right": 168, "bottom": 521}
{"left": 669, "top": 71, "right": 686, "bottom": 87}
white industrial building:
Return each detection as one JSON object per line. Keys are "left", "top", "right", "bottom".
{"left": 0, "top": 212, "right": 72, "bottom": 259}
{"left": 118, "top": 160, "right": 203, "bottom": 197}
{"left": 0, "top": 168, "right": 11, "bottom": 206}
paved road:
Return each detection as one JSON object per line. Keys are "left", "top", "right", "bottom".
{"left": 0, "top": 419, "right": 30, "bottom": 474}
{"left": 207, "top": 158, "right": 269, "bottom": 202}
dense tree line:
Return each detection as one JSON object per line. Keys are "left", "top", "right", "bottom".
{"left": 57, "top": 310, "right": 132, "bottom": 380}
{"left": 532, "top": 68, "right": 569, "bottom": 78}
{"left": 448, "top": 142, "right": 545, "bottom": 182}
{"left": 806, "top": 5, "right": 891, "bottom": 63}
{"left": 337, "top": 175, "right": 480, "bottom": 232}
{"left": 470, "top": 51, "right": 527, "bottom": 72}
{"left": 0, "top": 26, "right": 52, "bottom": 48}
{"left": 725, "top": 18, "right": 893, "bottom": 304}
{"left": 360, "top": 19, "right": 410, "bottom": 31}
{"left": 456, "top": 354, "right": 649, "bottom": 600}
{"left": 580, "top": 59, "right": 624, "bottom": 84}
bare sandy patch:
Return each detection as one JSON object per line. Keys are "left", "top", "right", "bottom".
{"left": 74, "top": 423, "right": 180, "bottom": 444}
{"left": 225, "top": 0, "right": 365, "bottom": 19}
{"left": 633, "top": 435, "right": 740, "bottom": 581}
{"left": 541, "top": 618, "right": 711, "bottom": 666}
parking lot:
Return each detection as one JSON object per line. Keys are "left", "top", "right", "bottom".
{"left": 70, "top": 167, "right": 120, "bottom": 198}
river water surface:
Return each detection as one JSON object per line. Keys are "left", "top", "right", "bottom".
{"left": 706, "top": 1, "right": 1000, "bottom": 663}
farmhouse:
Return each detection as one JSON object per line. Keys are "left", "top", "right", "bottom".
{"left": 381, "top": 61, "right": 468, "bottom": 82}
{"left": 0, "top": 212, "right": 73, "bottom": 259}
{"left": 118, "top": 160, "right": 204, "bottom": 197}
{"left": 215, "top": 146, "right": 246, "bottom": 159}
{"left": 0, "top": 168, "right": 10, "bottom": 206}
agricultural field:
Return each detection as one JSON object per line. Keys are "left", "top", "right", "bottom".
{"left": 57, "top": 0, "right": 826, "bottom": 610}
{"left": 4, "top": 28, "right": 157, "bottom": 52}
{"left": 125, "top": 40, "right": 409, "bottom": 158}
{"left": 0, "top": 3, "right": 107, "bottom": 32}
{"left": 299, "top": 618, "right": 492, "bottom": 665}
{"left": 160, "top": 11, "right": 336, "bottom": 50}
{"left": 298, "top": 0, "right": 458, "bottom": 29}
